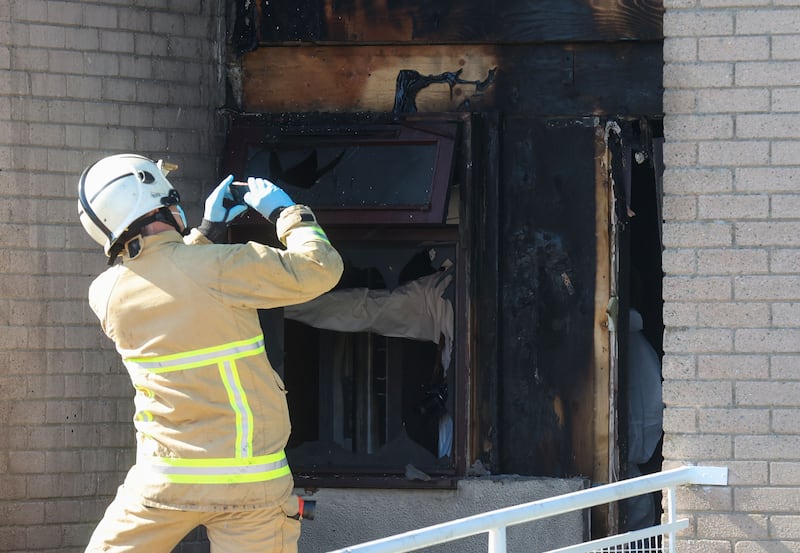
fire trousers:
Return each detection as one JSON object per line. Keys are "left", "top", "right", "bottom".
{"left": 85, "top": 486, "right": 301, "bottom": 553}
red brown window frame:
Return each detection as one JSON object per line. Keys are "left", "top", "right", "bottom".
{"left": 222, "top": 118, "right": 458, "bottom": 226}
{"left": 223, "top": 113, "right": 473, "bottom": 488}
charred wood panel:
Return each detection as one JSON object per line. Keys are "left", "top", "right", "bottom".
{"left": 244, "top": 0, "right": 661, "bottom": 46}
{"left": 240, "top": 43, "right": 662, "bottom": 116}
{"left": 471, "top": 113, "right": 502, "bottom": 472}
{"left": 498, "top": 117, "right": 599, "bottom": 477}
{"left": 240, "top": 45, "right": 500, "bottom": 114}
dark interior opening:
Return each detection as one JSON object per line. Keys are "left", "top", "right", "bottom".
{"left": 282, "top": 244, "right": 457, "bottom": 475}
{"left": 619, "top": 119, "right": 664, "bottom": 532}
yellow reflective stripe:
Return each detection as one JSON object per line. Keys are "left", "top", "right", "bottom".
{"left": 125, "top": 336, "right": 265, "bottom": 373}
{"left": 126, "top": 336, "right": 266, "bottom": 461}
{"left": 288, "top": 225, "right": 330, "bottom": 245}
{"left": 134, "top": 386, "right": 155, "bottom": 421}
{"left": 141, "top": 451, "right": 290, "bottom": 484}
{"left": 135, "top": 385, "right": 154, "bottom": 398}
{"left": 219, "top": 359, "right": 254, "bottom": 458}
{"left": 165, "top": 464, "right": 291, "bottom": 484}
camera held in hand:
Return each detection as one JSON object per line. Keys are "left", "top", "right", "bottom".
{"left": 229, "top": 181, "right": 248, "bottom": 205}
{"left": 222, "top": 181, "right": 249, "bottom": 210}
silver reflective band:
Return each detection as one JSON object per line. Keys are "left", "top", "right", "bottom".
{"left": 221, "top": 359, "right": 253, "bottom": 458}
{"left": 146, "top": 457, "right": 288, "bottom": 476}
{"left": 126, "top": 337, "right": 265, "bottom": 373}
{"left": 137, "top": 451, "right": 291, "bottom": 484}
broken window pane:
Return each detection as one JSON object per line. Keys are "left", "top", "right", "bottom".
{"left": 245, "top": 144, "right": 438, "bottom": 208}
{"left": 224, "top": 120, "right": 458, "bottom": 224}
{"left": 282, "top": 246, "right": 457, "bottom": 474}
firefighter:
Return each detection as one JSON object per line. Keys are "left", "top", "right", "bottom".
{"left": 78, "top": 154, "right": 343, "bottom": 553}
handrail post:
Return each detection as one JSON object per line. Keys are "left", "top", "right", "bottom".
{"left": 488, "top": 526, "right": 507, "bottom": 553}
{"left": 666, "top": 485, "right": 678, "bottom": 553}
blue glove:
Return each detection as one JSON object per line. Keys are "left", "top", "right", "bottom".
{"left": 204, "top": 174, "right": 248, "bottom": 223}
{"left": 197, "top": 175, "right": 248, "bottom": 243}
{"left": 243, "top": 177, "right": 295, "bottom": 222}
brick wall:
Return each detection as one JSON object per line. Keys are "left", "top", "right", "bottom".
{"left": 5, "top": 0, "right": 799, "bottom": 552}
{"left": 662, "top": 2, "right": 800, "bottom": 552}
{"left": 0, "top": 1, "right": 224, "bottom": 551}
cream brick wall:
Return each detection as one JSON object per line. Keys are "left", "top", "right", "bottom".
{"left": 5, "top": 1, "right": 798, "bottom": 552}
{"left": 663, "top": 2, "right": 800, "bottom": 553}
{"left": 0, "top": 1, "right": 224, "bottom": 551}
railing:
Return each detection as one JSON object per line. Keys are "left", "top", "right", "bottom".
{"left": 325, "top": 465, "right": 729, "bottom": 553}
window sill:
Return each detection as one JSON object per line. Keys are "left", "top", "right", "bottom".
{"left": 294, "top": 473, "right": 459, "bottom": 490}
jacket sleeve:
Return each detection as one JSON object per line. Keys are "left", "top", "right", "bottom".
{"left": 185, "top": 205, "right": 344, "bottom": 310}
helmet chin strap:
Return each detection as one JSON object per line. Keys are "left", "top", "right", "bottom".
{"left": 107, "top": 207, "right": 186, "bottom": 265}
{"left": 153, "top": 206, "right": 186, "bottom": 235}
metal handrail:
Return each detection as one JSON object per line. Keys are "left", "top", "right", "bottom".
{"left": 325, "top": 465, "right": 729, "bottom": 553}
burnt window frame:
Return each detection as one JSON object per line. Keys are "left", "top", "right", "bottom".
{"left": 223, "top": 112, "right": 474, "bottom": 488}
{"left": 223, "top": 115, "right": 458, "bottom": 226}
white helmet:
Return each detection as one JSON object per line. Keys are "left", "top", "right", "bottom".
{"left": 78, "top": 154, "right": 180, "bottom": 258}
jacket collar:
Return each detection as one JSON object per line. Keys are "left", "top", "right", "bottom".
{"left": 120, "top": 229, "right": 183, "bottom": 262}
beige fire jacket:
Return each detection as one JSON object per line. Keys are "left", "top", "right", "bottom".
{"left": 88, "top": 205, "right": 343, "bottom": 511}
